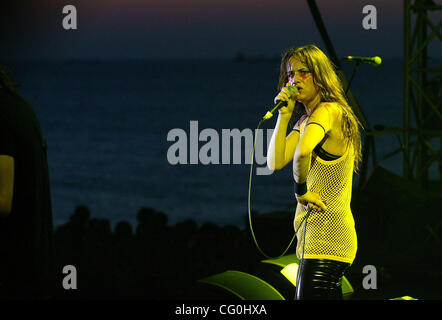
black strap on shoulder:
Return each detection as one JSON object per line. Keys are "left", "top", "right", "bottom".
{"left": 313, "top": 135, "right": 341, "bottom": 161}
{"left": 314, "top": 144, "right": 341, "bottom": 161}
{"left": 306, "top": 121, "right": 326, "bottom": 134}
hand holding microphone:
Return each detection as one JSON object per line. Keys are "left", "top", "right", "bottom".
{"left": 263, "top": 83, "right": 298, "bottom": 120}
{"left": 272, "top": 83, "right": 298, "bottom": 117}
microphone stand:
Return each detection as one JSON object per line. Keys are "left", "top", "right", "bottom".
{"left": 345, "top": 61, "right": 361, "bottom": 95}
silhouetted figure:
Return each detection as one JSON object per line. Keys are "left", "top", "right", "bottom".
{"left": 115, "top": 221, "right": 133, "bottom": 239}
{"left": 133, "top": 207, "right": 170, "bottom": 298}
{"left": 136, "top": 207, "right": 168, "bottom": 236}
{"left": 54, "top": 205, "right": 90, "bottom": 267}
{"left": 113, "top": 221, "right": 137, "bottom": 297}
{"left": 0, "top": 65, "right": 54, "bottom": 299}
{"left": 68, "top": 205, "right": 91, "bottom": 231}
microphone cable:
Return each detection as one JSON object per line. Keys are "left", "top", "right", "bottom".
{"left": 247, "top": 114, "right": 313, "bottom": 260}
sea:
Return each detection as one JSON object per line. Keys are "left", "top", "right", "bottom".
{"left": 4, "top": 58, "right": 438, "bottom": 229}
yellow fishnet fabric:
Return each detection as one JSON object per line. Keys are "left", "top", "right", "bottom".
{"left": 294, "top": 121, "right": 357, "bottom": 264}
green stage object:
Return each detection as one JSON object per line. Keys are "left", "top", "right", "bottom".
{"left": 390, "top": 296, "right": 418, "bottom": 300}
{"left": 198, "top": 254, "right": 354, "bottom": 300}
{"left": 199, "top": 270, "right": 285, "bottom": 300}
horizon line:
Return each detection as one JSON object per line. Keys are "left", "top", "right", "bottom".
{"left": 0, "top": 56, "right": 417, "bottom": 63}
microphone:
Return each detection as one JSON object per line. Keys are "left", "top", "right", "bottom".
{"left": 263, "top": 86, "right": 298, "bottom": 120}
{"left": 344, "top": 56, "right": 382, "bottom": 66}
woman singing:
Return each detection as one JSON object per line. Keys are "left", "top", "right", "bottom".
{"left": 267, "top": 44, "right": 362, "bottom": 300}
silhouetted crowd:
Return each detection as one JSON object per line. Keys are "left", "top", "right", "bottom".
{"left": 51, "top": 170, "right": 442, "bottom": 300}
{"left": 53, "top": 206, "right": 269, "bottom": 299}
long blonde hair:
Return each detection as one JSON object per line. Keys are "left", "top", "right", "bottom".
{"left": 278, "top": 44, "right": 363, "bottom": 172}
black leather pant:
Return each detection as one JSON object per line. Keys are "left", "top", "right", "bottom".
{"left": 295, "top": 258, "right": 350, "bottom": 300}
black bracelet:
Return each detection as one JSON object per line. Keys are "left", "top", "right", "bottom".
{"left": 294, "top": 181, "right": 307, "bottom": 196}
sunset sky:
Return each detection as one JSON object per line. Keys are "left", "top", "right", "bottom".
{"left": 1, "top": 0, "right": 441, "bottom": 60}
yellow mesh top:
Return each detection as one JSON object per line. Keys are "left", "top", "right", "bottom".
{"left": 294, "top": 120, "right": 357, "bottom": 264}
